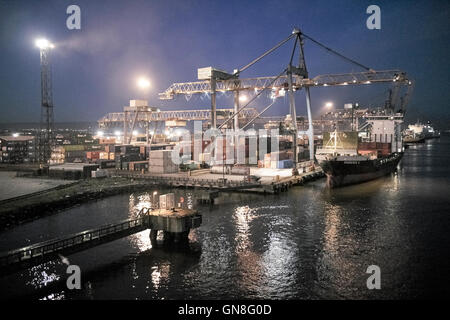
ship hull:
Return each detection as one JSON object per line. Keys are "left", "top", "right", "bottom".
{"left": 320, "top": 153, "right": 403, "bottom": 188}
{"left": 404, "top": 137, "right": 425, "bottom": 144}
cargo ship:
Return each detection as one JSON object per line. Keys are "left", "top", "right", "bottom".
{"left": 405, "top": 121, "right": 440, "bottom": 142}
{"left": 403, "top": 127, "right": 425, "bottom": 144}
{"left": 423, "top": 122, "right": 440, "bottom": 139}
{"left": 316, "top": 112, "right": 404, "bottom": 188}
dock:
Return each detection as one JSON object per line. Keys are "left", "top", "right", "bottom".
{"left": 0, "top": 206, "right": 201, "bottom": 273}
{"left": 113, "top": 168, "right": 324, "bottom": 194}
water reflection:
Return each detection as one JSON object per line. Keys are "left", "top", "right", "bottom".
{"left": 134, "top": 193, "right": 152, "bottom": 214}
{"left": 26, "top": 261, "right": 62, "bottom": 290}
{"left": 151, "top": 263, "right": 170, "bottom": 291}
{"left": 40, "top": 291, "right": 65, "bottom": 300}
{"left": 0, "top": 137, "right": 448, "bottom": 299}
{"left": 232, "top": 203, "right": 301, "bottom": 298}
{"left": 233, "top": 205, "right": 263, "bottom": 296}
{"left": 129, "top": 230, "right": 152, "bottom": 252}
{"left": 322, "top": 204, "right": 341, "bottom": 254}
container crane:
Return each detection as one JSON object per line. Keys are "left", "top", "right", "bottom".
{"left": 159, "top": 28, "right": 412, "bottom": 164}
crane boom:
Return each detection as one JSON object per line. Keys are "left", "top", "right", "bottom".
{"left": 159, "top": 70, "right": 410, "bottom": 100}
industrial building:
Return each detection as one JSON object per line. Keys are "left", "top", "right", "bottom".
{"left": 48, "top": 163, "right": 99, "bottom": 180}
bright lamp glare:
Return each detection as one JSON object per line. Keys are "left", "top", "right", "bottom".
{"left": 239, "top": 95, "right": 248, "bottom": 103}
{"left": 114, "top": 131, "right": 121, "bottom": 136}
{"left": 137, "top": 77, "right": 150, "bottom": 89}
{"left": 97, "top": 131, "right": 104, "bottom": 137}
{"left": 35, "top": 38, "right": 54, "bottom": 49}
{"left": 325, "top": 102, "right": 333, "bottom": 108}
{"left": 132, "top": 130, "right": 138, "bottom": 136}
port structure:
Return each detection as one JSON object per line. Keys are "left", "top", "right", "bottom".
{"left": 36, "top": 39, "right": 55, "bottom": 164}
{"left": 0, "top": 207, "right": 202, "bottom": 273}
{"left": 159, "top": 28, "right": 413, "bottom": 164}
{"left": 98, "top": 107, "right": 259, "bottom": 129}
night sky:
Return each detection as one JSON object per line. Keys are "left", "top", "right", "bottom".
{"left": 0, "top": 0, "right": 449, "bottom": 128}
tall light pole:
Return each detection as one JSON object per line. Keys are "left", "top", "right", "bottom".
{"left": 124, "top": 77, "right": 151, "bottom": 144}
{"left": 35, "top": 38, "right": 55, "bottom": 165}
{"left": 136, "top": 76, "right": 151, "bottom": 145}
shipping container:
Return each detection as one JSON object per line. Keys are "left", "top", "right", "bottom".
{"left": 278, "top": 159, "right": 293, "bottom": 169}
{"left": 98, "top": 159, "right": 115, "bottom": 169}
{"left": 99, "top": 152, "right": 109, "bottom": 160}
{"left": 159, "top": 193, "right": 175, "bottom": 209}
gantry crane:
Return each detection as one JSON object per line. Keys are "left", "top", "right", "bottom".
{"left": 159, "top": 28, "right": 412, "bottom": 163}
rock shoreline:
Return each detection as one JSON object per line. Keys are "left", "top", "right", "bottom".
{"left": 0, "top": 177, "right": 155, "bottom": 231}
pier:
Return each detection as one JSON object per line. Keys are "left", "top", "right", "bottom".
{"left": 114, "top": 168, "right": 324, "bottom": 194}
{"left": 0, "top": 206, "right": 202, "bottom": 273}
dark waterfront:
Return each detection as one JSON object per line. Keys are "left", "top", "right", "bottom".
{"left": 1, "top": 136, "right": 449, "bottom": 299}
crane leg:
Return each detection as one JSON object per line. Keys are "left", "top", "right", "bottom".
{"left": 305, "top": 87, "right": 314, "bottom": 162}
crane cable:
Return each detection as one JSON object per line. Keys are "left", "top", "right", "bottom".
{"left": 218, "top": 68, "right": 287, "bottom": 130}
{"left": 237, "top": 34, "right": 296, "bottom": 75}
{"left": 241, "top": 99, "right": 276, "bottom": 130}
{"left": 300, "top": 32, "right": 373, "bottom": 72}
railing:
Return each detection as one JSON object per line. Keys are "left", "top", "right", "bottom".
{"left": 0, "top": 208, "right": 151, "bottom": 268}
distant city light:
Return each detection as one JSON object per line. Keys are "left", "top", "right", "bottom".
{"left": 137, "top": 77, "right": 151, "bottom": 89}
{"left": 35, "top": 38, "right": 54, "bottom": 50}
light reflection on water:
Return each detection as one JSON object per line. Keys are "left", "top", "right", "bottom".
{"left": 0, "top": 137, "right": 449, "bottom": 299}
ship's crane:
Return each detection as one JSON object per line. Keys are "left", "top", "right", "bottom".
{"left": 159, "top": 28, "right": 412, "bottom": 163}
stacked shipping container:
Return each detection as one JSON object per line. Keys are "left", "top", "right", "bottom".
{"left": 149, "top": 150, "right": 179, "bottom": 174}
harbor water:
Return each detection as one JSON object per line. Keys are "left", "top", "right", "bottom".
{"left": 0, "top": 136, "right": 449, "bottom": 299}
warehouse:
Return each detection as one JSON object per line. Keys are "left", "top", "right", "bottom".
{"left": 48, "top": 163, "right": 99, "bottom": 180}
